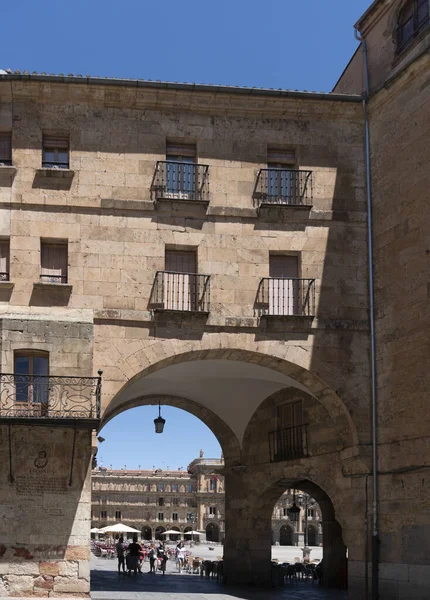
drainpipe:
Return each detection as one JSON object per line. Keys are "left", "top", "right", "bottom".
{"left": 354, "top": 28, "right": 379, "bottom": 600}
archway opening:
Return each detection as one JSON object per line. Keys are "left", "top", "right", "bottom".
{"left": 141, "top": 526, "right": 152, "bottom": 541}
{"left": 259, "top": 479, "right": 347, "bottom": 589}
{"left": 206, "top": 522, "right": 220, "bottom": 543}
{"left": 155, "top": 526, "right": 166, "bottom": 540}
{"left": 168, "top": 526, "right": 181, "bottom": 541}
{"left": 280, "top": 524, "right": 294, "bottom": 546}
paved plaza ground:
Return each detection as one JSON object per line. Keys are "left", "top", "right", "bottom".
{"left": 91, "top": 545, "right": 347, "bottom": 600}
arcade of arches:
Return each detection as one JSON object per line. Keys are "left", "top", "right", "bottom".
{"left": 95, "top": 349, "right": 362, "bottom": 591}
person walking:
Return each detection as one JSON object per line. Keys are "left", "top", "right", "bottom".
{"left": 115, "top": 536, "right": 126, "bottom": 574}
{"left": 176, "top": 541, "right": 185, "bottom": 572}
{"left": 148, "top": 545, "right": 156, "bottom": 574}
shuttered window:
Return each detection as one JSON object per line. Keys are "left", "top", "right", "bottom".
{"left": 40, "top": 241, "right": 68, "bottom": 283}
{"left": 0, "top": 133, "right": 12, "bottom": 166}
{"left": 267, "top": 148, "right": 296, "bottom": 166}
{"left": 0, "top": 239, "right": 10, "bottom": 281}
{"left": 42, "top": 135, "right": 69, "bottom": 169}
{"left": 277, "top": 400, "right": 303, "bottom": 429}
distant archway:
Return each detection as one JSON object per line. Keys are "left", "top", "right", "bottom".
{"left": 168, "top": 526, "right": 180, "bottom": 541}
{"left": 280, "top": 524, "right": 294, "bottom": 546}
{"left": 206, "top": 522, "right": 219, "bottom": 542}
{"left": 155, "top": 526, "right": 166, "bottom": 540}
{"left": 307, "top": 524, "right": 318, "bottom": 546}
{"left": 141, "top": 526, "right": 152, "bottom": 541}
{"left": 184, "top": 526, "right": 192, "bottom": 540}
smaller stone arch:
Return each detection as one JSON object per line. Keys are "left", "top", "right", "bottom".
{"left": 141, "top": 526, "right": 152, "bottom": 541}
{"left": 306, "top": 523, "right": 319, "bottom": 546}
{"left": 183, "top": 526, "right": 192, "bottom": 540}
{"left": 168, "top": 526, "right": 181, "bottom": 541}
{"left": 155, "top": 526, "right": 166, "bottom": 540}
{"left": 280, "top": 523, "right": 295, "bottom": 546}
{"left": 206, "top": 522, "right": 220, "bottom": 543}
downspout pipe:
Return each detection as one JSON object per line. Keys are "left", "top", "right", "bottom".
{"left": 354, "top": 27, "right": 379, "bottom": 600}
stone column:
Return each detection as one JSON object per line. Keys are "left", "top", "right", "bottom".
{"left": 322, "top": 519, "right": 347, "bottom": 589}
{"left": 222, "top": 471, "right": 272, "bottom": 586}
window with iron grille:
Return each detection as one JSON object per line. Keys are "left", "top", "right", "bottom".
{"left": 165, "top": 142, "right": 196, "bottom": 196}
{"left": 172, "top": 512, "right": 178, "bottom": 521}
{"left": 158, "top": 512, "right": 164, "bottom": 521}
{"left": 0, "top": 133, "right": 12, "bottom": 166}
{"left": 14, "top": 351, "right": 49, "bottom": 405}
{"left": 115, "top": 511, "right": 121, "bottom": 520}
{"left": 40, "top": 241, "right": 68, "bottom": 284}
{"left": 209, "top": 506, "right": 217, "bottom": 516}
{"left": 0, "top": 239, "right": 10, "bottom": 281}
{"left": 42, "top": 135, "right": 69, "bottom": 169}
{"left": 397, "top": 0, "right": 429, "bottom": 52}
{"left": 101, "top": 510, "right": 107, "bottom": 519}
{"left": 267, "top": 149, "right": 296, "bottom": 199}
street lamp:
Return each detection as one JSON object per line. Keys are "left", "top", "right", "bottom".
{"left": 297, "top": 492, "right": 314, "bottom": 546}
{"left": 154, "top": 401, "right": 166, "bottom": 434}
{"left": 287, "top": 489, "right": 301, "bottom": 523}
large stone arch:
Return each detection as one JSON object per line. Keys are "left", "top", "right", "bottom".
{"left": 99, "top": 347, "right": 359, "bottom": 453}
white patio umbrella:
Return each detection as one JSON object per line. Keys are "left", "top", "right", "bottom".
{"left": 99, "top": 523, "right": 140, "bottom": 534}
{"left": 161, "top": 530, "right": 181, "bottom": 536}
{"left": 90, "top": 527, "right": 102, "bottom": 533}
{"left": 185, "top": 530, "right": 201, "bottom": 536}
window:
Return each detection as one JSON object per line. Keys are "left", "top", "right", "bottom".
{"left": 164, "top": 250, "right": 198, "bottom": 311}
{"left": 40, "top": 240, "right": 68, "bottom": 283}
{"left": 172, "top": 512, "right": 178, "bottom": 521}
{"left": 172, "top": 497, "right": 179, "bottom": 506}
{"left": 158, "top": 512, "right": 164, "bottom": 521}
{"left": 157, "top": 483, "right": 165, "bottom": 492}
{"left": 0, "top": 239, "right": 10, "bottom": 281}
{"left": 171, "top": 483, "right": 179, "bottom": 492}
{"left": 277, "top": 400, "right": 303, "bottom": 430}
{"left": 115, "top": 511, "right": 121, "bottom": 520}
{"left": 283, "top": 508, "right": 288, "bottom": 517}
{"left": 186, "top": 484, "right": 193, "bottom": 493}
{"left": 14, "top": 351, "right": 49, "bottom": 405}
{"left": 186, "top": 513, "right": 194, "bottom": 522}
{"left": 0, "top": 133, "right": 12, "bottom": 166}
{"left": 209, "top": 478, "right": 217, "bottom": 492}
{"left": 268, "top": 255, "right": 299, "bottom": 316}
{"left": 101, "top": 510, "right": 107, "bottom": 519}
{"left": 209, "top": 506, "right": 217, "bottom": 516}
{"left": 307, "top": 508, "right": 315, "bottom": 518}
{"left": 267, "top": 149, "right": 296, "bottom": 201}
{"left": 165, "top": 142, "right": 196, "bottom": 197}
{"left": 42, "top": 135, "right": 69, "bottom": 169}
{"left": 101, "top": 496, "right": 107, "bottom": 504}
{"left": 158, "top": 497, "right": 164, "bottom": 507}
{"left": 397, "top": 0, "right": 429, "bottom": 52}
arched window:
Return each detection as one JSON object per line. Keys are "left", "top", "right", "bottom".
{"left": 397, "top": 0, "right": 429, "bottom": 52}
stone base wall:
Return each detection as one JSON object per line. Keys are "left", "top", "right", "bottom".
{"left": 0, "top": 425, "right": 92, "bottom": 597}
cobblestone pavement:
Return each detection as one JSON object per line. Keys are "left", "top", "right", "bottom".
{"left": 91, "top": 556, "right": 348, "bottom": 600}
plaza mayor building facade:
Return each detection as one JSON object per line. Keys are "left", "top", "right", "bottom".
{"left": 0, "top": 1, "right": 428, "bottom": 598}
{"left": 91, "top": 455, "right": 322, "bottom": 546}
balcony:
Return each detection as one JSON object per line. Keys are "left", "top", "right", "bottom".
{"left": 152, "top": 161, "right": 210, "bottom": 202}
{"left": 254, "top": 169, "right": 313, "bottom": 206}
{"left": 0, "top": 372, "right": 102, "bottom": 426}
{"left": 151, "top": 271, "right": 210, "bottom": 313}
{"left": 269, "top": 424, "right": 309, "bottom": 463}
{"left": 257, "top": 278, "right": 315, "bottom": 317}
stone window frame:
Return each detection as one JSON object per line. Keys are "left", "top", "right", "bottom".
{"left": 14, "top": 350, "right": 49, "bottom": 406}
{"left": 115, "top": 510, "right": 121, "bottom": 520}
{"left": 101, "top": 510, "right": 107, "bottom": 519}
{"left": 42, "top": 133, "right": 70, "bottom": 169}
{"left": 395, "top": 0, "right": 429, "bottom": 54}
{"left": 0, "top": 132, "right": 12, "bottom": 166}
{"left": 158, "top": 512, "right": 164, "bottom": 521}
{"left": 172, "top": 512, "right": 179, "bottom": 521}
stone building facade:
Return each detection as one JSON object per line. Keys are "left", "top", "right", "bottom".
{"left": 91, "top": 458, "right": 322, "bottom": 545}
{"left": 0, "top": 1, "right": 427, "bottom": 598}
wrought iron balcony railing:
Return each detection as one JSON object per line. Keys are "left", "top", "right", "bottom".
{"left": 0, "top": 272, "right": 9, "bottom": 281}
{"left": 40, "top": 274, "right": 68, "bottom": 284}
{"left": 152, "top": 161, "right": 210, "bottom": 202}
{"left": 254, "top": 169, "right": 313, "bottom": 206}
{"left": 269, "top": 424, "right": 309, "bottom": 463}
{"left": 151, "top": 271, "right": 210, "bottom": 313}
{"left": 257, "top": 278, "right": 315, "bottom": 317}
{"left": 0, "top": 372, "right": 102, "bottom": 420}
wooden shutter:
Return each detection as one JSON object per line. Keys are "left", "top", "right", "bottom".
{"left": 269, "top": 255, "right": 299, "bottom": 315}
{"left": 41, "top": 242, "right": 68, "bottom": 282}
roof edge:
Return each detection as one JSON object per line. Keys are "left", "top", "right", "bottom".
{"left": 0, "top": 73, "right": 362, "bottom": 103}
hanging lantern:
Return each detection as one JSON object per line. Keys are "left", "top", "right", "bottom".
{"left": 287, "top": 489, "right": 301, "bottom": 522}
{"left": 154, "top": 402, "right": 165, "bottom": 434}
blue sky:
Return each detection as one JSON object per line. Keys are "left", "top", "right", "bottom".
{"left": 3, "top": 0, "right": 372, "bottom": 468}
{"left": 2, "top": 0, "right": 370, "bottom": 92}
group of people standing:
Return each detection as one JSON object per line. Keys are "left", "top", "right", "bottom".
{"left": 115, "top": 535, "right": 186, "bottom": 576}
